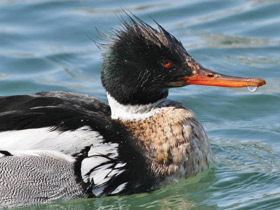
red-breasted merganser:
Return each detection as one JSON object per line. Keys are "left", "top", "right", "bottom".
{"left": 0, "top": 15, "right": 266, "bottom": 208}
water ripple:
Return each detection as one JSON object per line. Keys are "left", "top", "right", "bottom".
{"left": 1, "top": 0, "right": 280, "bottom": 209}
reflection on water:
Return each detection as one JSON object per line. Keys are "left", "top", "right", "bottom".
{"left": 213, "top": 138, "right": 280, "bottom": 173}
{"left": 201, "top": 34, "right": 271, "bottom": 48}
{"left": 225, "top": 55, "right": 280, "bottom": 67}
{"left": 180, "top": 30, "right": 273, "bottom": 48}
{"left": 1, "top": 0, "right": 280, "bottom": 209}
{"left": 210, "top": 138, "right": 280, "bottom": 209}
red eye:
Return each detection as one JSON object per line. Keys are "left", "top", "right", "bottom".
{"left": 162, "top": 61, "right": 172, "bottom": 68}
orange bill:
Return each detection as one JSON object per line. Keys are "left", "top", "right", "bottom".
{"left": 181, "top": 67, "right": 266, "bottom": 88}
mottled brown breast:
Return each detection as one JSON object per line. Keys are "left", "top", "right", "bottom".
{"left": 121, "top": 107, "right": 211, "bottom": 179}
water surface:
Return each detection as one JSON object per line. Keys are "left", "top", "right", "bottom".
{"left": 1, "top": 0, "right": 280, "bottom": 209}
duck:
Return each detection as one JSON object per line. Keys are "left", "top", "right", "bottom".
{"left": 0, "top": 15, "right": 266, "bottom": 208}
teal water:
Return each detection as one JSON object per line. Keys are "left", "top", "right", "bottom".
{"left": 1, "top": 0, "right": 280, "bottom": 209}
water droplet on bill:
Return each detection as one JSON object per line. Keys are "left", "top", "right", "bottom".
{"left": 247, "top": 86, "right": 258, "bottom": 93}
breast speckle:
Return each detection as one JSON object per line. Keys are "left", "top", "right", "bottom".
{"left": 122, "top": 107, "right": 211, "bottom": 180}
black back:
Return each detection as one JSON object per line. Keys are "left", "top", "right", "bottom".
{"left": 0, "top": 91, "right": 110, "bottom": 131}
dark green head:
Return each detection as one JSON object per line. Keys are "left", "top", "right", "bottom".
{"left": 101, "top": 16, "right": 194, "bottom": 105}
{"left": 101, "top": 16, "right": 265, "bottom": 105}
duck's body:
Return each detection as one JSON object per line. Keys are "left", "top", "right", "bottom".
{"left": 0, "top": 91, "right": 210, "bottom": 207}
{"left": 0, "top": 15, "right": 265, "bottom": 208}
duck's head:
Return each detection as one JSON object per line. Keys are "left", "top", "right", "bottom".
{"left": 101, "top": 16, "right": 266, "bottom": 106}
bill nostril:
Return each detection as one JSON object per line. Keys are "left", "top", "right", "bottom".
{"left": 206, "top": 73, "right": 214, "bottom": 77}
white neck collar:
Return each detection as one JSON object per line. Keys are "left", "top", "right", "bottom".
{"left": 107, "top": 93, "right": 175, "bottom": 121}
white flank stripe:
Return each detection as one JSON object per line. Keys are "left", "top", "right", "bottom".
{"left": 1, "top": 150, "right": 75, "bottom": 163}
{"left": 0, "top": 126, "right": 104, "bottom": 155}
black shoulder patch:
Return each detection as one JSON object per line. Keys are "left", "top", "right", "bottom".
{"left": 0, "top": 150, "right": 12, "bottom": 156}
{"left": 0, "top": 91, "right": 111, "bottom": 131}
